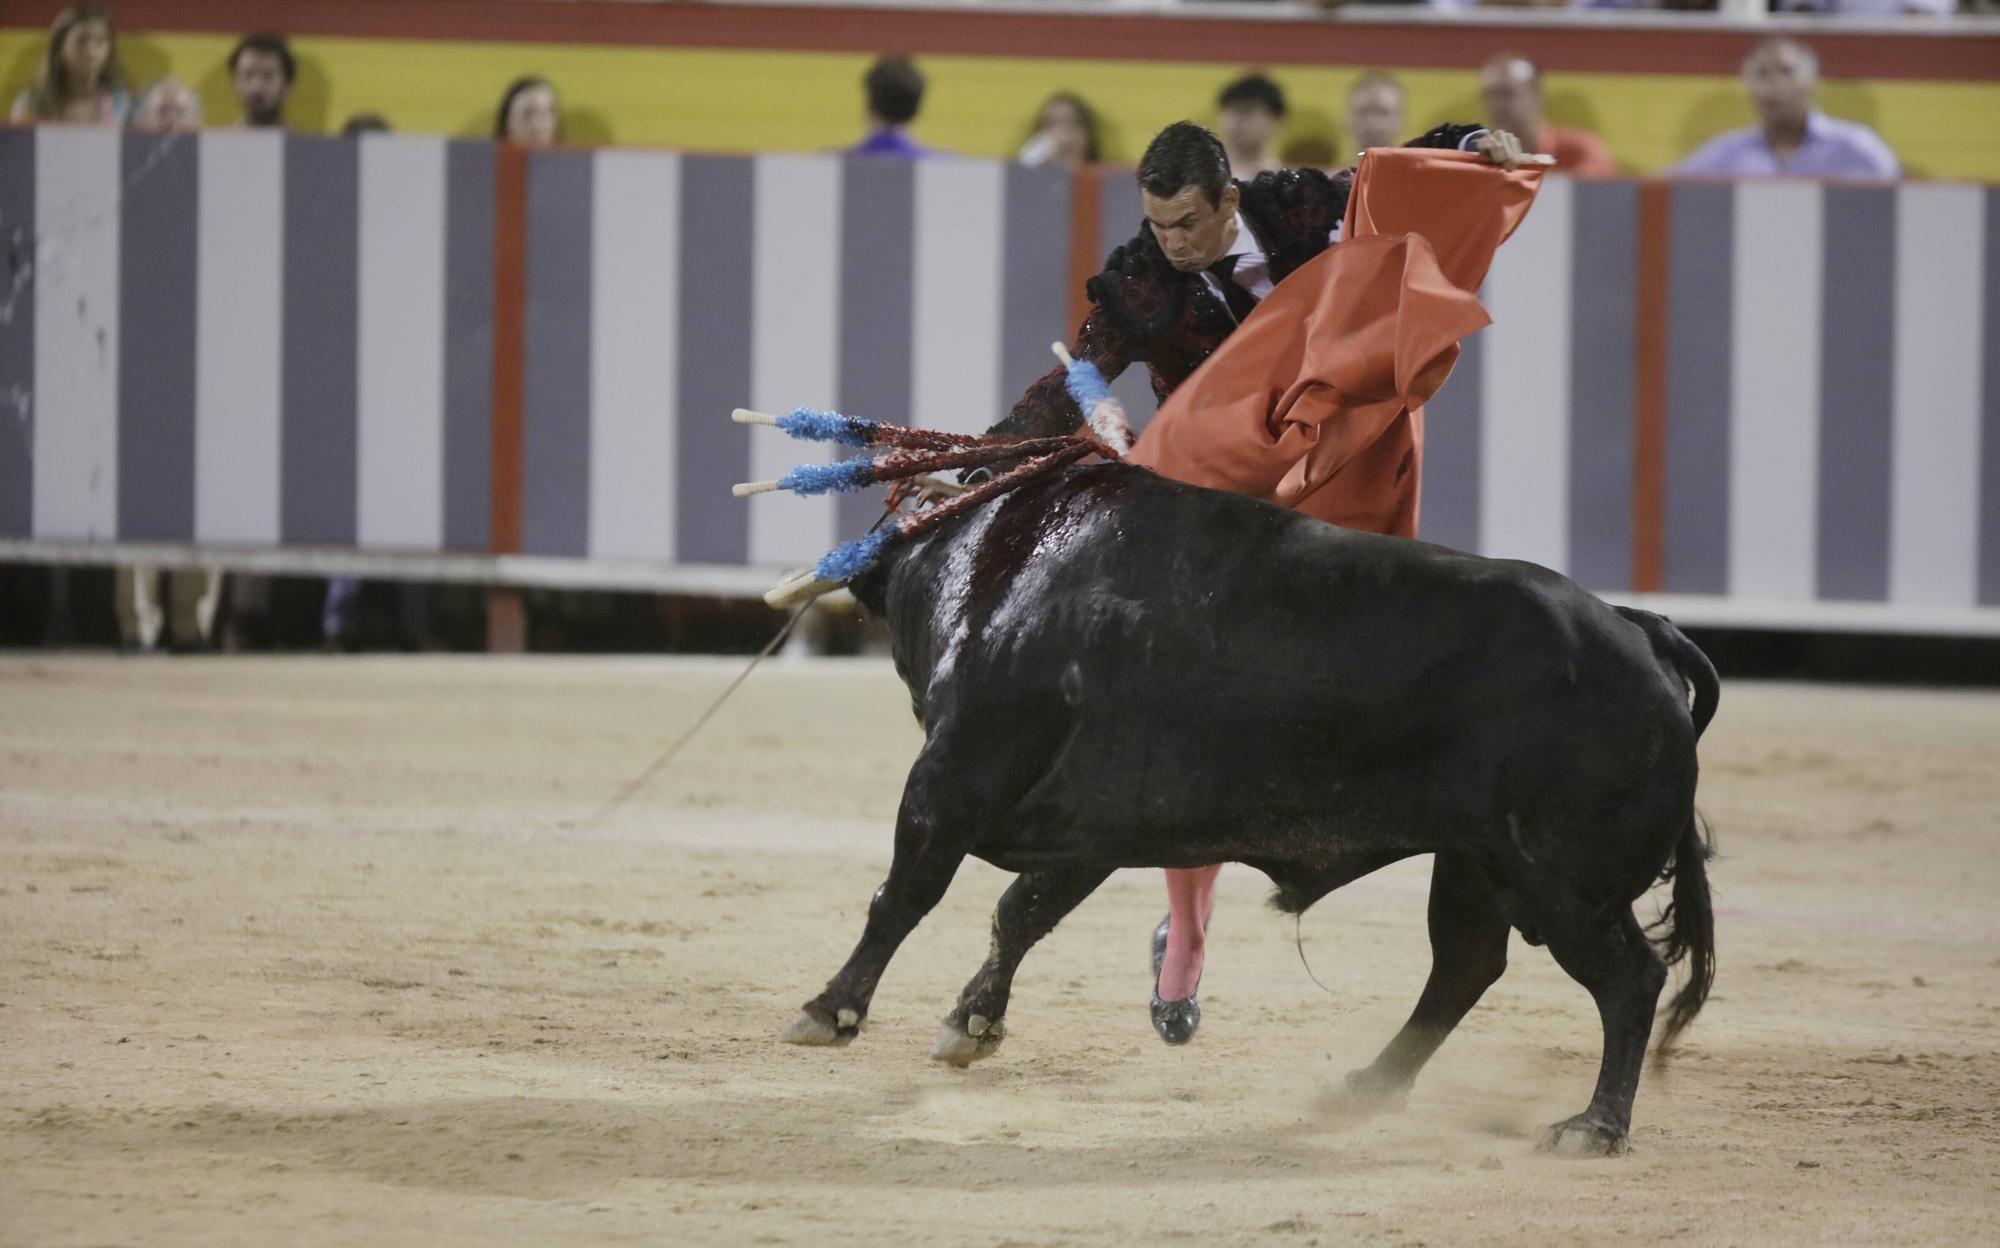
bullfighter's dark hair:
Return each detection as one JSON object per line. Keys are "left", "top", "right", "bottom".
{"left": 228, "top": 31, "right": 295, "bottom": 83}
{"left": 864, "top": 55, "right": 926, "bottom": 126}
{"left": 1217, "top": 72, "right": 1287, "bottom": 120}
{"left": 1138, "top": 122, "right": 1233, "bottom": 209}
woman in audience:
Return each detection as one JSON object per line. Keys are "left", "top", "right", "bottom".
{"left": 10, "top": 4, "right": 130, "bottom": 125}
{"left": 1017, "top": 91, "right": 1102, "bottom": 169}
{"left": 495, "top": 76, "right": 561, "bottom": 146}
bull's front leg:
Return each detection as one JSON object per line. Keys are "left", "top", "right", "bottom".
{"left": 932, "top": 865, "right": 1112, "bottom": 1067}
{"left": 1345, "top": 851, "right": 1510, "bottom": 1104}
{"left": 782, "top": 769, "right": 966, "bottom": 1048}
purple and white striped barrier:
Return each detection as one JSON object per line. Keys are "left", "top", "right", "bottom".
{"left": 2, "top": 127, "right": 1997, "bottom": 633}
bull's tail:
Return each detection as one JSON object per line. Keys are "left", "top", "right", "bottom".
{"left": 1615, "top": 605, "right": 1719, "bottom": 741}
{"left": 1616, "top": 607, "right": 1720, "bottom": 1056}
{"left": 1674, "top": 630, "right": 1720, "bottom": 742}
{"left": 1651, "top": 812, "right": 1716, "bottom": 1056}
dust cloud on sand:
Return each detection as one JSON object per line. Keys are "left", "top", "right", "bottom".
{"left": 2, "top": 656, "right": 1996, "bottom": 1245}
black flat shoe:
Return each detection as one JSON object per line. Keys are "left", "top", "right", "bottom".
{"left": 1151, "top": 986, "right": 1201, "bottom": 1046}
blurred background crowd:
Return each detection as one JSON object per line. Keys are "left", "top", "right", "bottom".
{"left": 3, "top": 2, "right": 1947, "bottom": 177}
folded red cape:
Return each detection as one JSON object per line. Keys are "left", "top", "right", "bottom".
{"left": 1127, "top": 149, "right": 1541, "bottom": 538}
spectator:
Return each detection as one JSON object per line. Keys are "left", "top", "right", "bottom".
{"left": 133, "top": 77, "right": 202, "bottom": 132}
{"left": 1017, "top": 91, "right": 1102, "bottom": 169}
{"left": 852, "top": 55, "right": 929, "bottom": 158}
{"left": 1478, "top": 54, "right": 1618, "bottom": 176}
{"left": 1216, "top": 72, "right": 1286, "bottom": 177}
{"left": 230, "top": 32, "right": 295, "bottom": 129}
{"left": 341, "top": 112, "right": 391, "bottom": 136}
{"left": 9, "top": 5, "right": 130, "bottom": 125}
{"left": 1674, "top": 39, "right": 1898, "bottom": 179}
{"left": 495, "top": 77, "right": 560, "bottom": 146}
{"left": 1346, "top": 72, "right": 1407, "bottom": 154}
{"left": 1278, "top": 134, "right": 1338, "bottom": 172}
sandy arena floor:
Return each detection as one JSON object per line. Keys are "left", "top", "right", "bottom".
{"left": 1, "top": 654, "right": 1996, "bottom": 1246}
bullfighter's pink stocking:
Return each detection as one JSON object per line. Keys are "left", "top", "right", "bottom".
{"left": 1158, "top": 865, "right": 1220, "bottom": 1001}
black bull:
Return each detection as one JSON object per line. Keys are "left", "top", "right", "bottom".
{"left": 783, "top": 462, "right": 1718, "bottom": 1156}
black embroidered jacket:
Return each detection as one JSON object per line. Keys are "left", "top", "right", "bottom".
{"left": 995, "top": 124, "right": 1485, "bottom": 441}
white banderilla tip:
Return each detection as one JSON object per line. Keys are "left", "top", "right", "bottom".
{"left": 732, "top": 480, "right": 782, "bottom": 497}
{"left": 1050, "top": 341, "right": 1076, "bottom": 368}
{"left": 731, "top": 407, "right": 779, "bottom": 426}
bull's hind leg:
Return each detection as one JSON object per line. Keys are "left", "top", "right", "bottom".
{"left": 782, "top": 765, "right": 967, "bottom": 1048}
{"left": 932, "top": 865, "right": 1112, "bottom": 1067}
{"left": 1538, "top": 907, "right": 1667, "bottom": 1157}
{"left": 1346, "top": 852, "right": 1510, "bottom": 1104}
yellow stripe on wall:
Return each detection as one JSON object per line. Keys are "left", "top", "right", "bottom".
{"left": 4, "top": 29, "right": 1995, "bottom": 180}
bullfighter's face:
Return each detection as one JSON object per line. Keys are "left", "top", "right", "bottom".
{"left": 1142, "top": 182, "right": 1242, "bottom": 274}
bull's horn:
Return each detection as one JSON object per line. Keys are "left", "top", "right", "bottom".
{"left": 764, "top": 570, "right": 842, "bottom": 608}
{"left": 732, "top": 480, "right": 782, "bottom": 497}
{"left": 908, "top": 473, "right": 968, "bottom": 498}
{"left": 1050, "top": 342, "right": 1075, "bottom": 367}
{"left": 731, "top": 407, "right": 779, "bottom": 426}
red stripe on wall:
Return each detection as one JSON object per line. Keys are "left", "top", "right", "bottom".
{"left": 490, "top": 142, "right": 527, "bottom": 558}
{"left": 1065, "top": 165, "right": 1103, "bottom": 342}
{"left": 14, "top": 0, "right": 1999, "bottom": 82}
{"left": 1632, "top": 181, "right": 1670, "bottom": 595}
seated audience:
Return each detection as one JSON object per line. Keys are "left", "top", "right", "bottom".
{"left": 133, "top": 77, "right": 202, "bottom": 131}
{"left": 1278, "top": 133, "right": 1339, "bottom": 172}
{"left": 10, "top": 5, "right": 129, "bottom": 125}
{"left": 851, "top": 55, "right": 930, "bottom": 158}
{"left": 230, "top": 32, "right": 295, "bottom": 129}
{"left": 496, "top": 77, "right": 561, "bottom": 145}
{"left": 1345, "top": 72, "right": 1407, "bottom": 155}
{"left": 1479, "top": 53, "right": 1618, "bottom": 175}
{"left": 1674, "top": 38, "right": 1898, "bottom": 179}
{"left": 1017, "top": 91, "right": 1102, "bottom": 169}
{"left": 1216, "top": 72, "right": 1286, "bottom": 177}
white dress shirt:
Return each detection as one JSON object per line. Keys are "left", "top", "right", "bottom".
{"left": 1198, "top": 213, "right": 1273, "bottom": 323}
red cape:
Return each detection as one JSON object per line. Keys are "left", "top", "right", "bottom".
{"left": 1127, "top": 149, "right": 1541, "bottom": 538}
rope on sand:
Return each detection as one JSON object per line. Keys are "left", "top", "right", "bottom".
{"left": 578, "top": 599, "right": 812, "bottom": 829}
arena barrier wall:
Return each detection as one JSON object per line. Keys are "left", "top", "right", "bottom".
{"left": 3, "top": 127, "right": 1998, "bottom": 634}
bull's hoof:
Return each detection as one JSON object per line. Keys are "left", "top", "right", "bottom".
{"left": 1537, "top": 1114, "right": 1629, "bottom": 1158}
{"left": 781, "top": 1003, "right": 859, "bottom": 1047}
{"left": 1342, "top": 1065, "right": 1411, "bottom": 1109}
{"left": 931, "top": 1014, "right": 1006, "bottom": 1067}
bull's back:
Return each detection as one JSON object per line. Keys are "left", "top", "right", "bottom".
{"left": 886, "top": 464, "right": 1683, "bottom": 740}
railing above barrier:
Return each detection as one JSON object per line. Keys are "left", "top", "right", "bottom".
{"left": 2, "top": 128, "right": 1997, "bottom": 634}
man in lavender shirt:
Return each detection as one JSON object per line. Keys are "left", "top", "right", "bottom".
{"left": 1676, "top": 39, "right": 1898, "bottom": 180}
{"left": 850, "top": 55, "right": 933, "bottom": 159}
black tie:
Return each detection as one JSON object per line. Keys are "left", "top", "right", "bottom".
{"left": 1206, "top": 253, "right": 1260, "bottom": 325}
